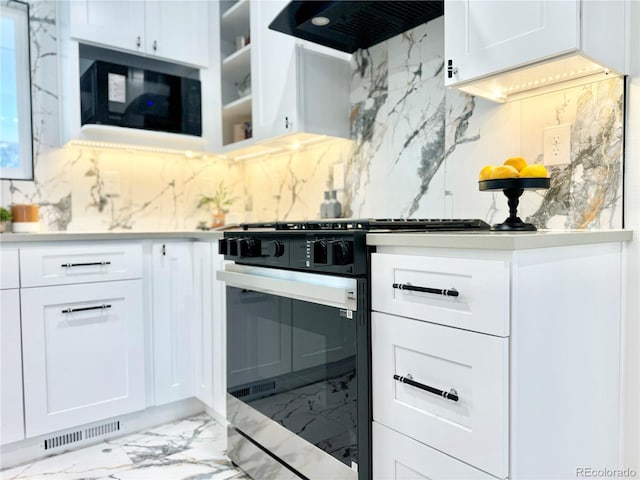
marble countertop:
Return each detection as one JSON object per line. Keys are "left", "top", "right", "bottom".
{"left": 0, "top": 230, "right": 224, "bottom": 243}
{"left": 366, "top": 229, "right": 633, "bottom": 250}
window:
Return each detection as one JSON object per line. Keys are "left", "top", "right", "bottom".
{"left": 0, "top": 0, "right": 33, "bottom": 180}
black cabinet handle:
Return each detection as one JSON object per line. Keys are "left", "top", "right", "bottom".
{"left": 62, "top": 304, "right": 112, "bottom": 314}
{"left": 136, "top": 36, "right": 141, "bottom": 48}
{"left": 393, "top": 374, "right": 459, "bottom": 402}
{"left": 153, "top": 40, "right": 157, "bottom": 51}
{"left": 447, "top": 59, "right": 458, "bottom": 79}
{"left": 392, "top": 283, "right": 459, "bottom": 297}
{"left": 61, "top": 261, "right": 111, "bottom": 268}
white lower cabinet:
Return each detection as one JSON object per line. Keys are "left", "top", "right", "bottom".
{"left": 371, "top": 242, "right": 624, "bottom": 479}
{"left": 1, "top": 289, "right": 24, "bottom": 445}
{"left": 21, "top": 280, "right": 145, "bottom": 437}
{"left": 151, "top": 242, "right": 194, "bottom": 405}
{"left": 373, "top": 422, "right": 494, "bottom": 480}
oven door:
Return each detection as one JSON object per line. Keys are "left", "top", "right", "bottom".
{"left": 218, "top": 263, "right": 363, "bottom": 480}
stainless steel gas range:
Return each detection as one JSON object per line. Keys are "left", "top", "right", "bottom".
{"left": 216, "top": 219, "right": 489, "bottom": 480}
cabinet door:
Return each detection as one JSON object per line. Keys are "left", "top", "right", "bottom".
{"left": 151, "top": 243, "right": 194, "bottom": 405}
{"left": 21, "top": 280, "right": 145, "bottom": 437}
{"left": 251, "top": 0, "right": 298, "bottom": 140}
{"left": 69, "top": 0, "right": 146, "bottom": 54}
{"left": 193, "top": 242, "right": 213, "bottom": 408}
{"left": 145, "top": 1, "right": 209, "bottom": 68}
{"left": 444, "top": 0, "right": 579, "bottom": 86}
{"left": 1, "top": 289, "right": 24, "bottom": 445}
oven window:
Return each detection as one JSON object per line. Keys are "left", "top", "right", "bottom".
{"left": 227, "top": 287, "right": 358, "bottom": 468}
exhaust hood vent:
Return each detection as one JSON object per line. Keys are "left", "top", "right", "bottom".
{"left": 268, "top": 1, "right": 444, "bottom": 53}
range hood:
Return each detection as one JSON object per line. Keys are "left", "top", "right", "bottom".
{"left": 268, "top": 1, "right": 444, "bottom": 54}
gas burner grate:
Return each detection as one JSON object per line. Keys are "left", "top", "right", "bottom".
{"left": 240, "top": 218, "right": 490, "bottom": 231}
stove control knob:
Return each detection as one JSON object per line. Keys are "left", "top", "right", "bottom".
{"left": 312, "top": 240, "right": 328, "bottom": 264}
{"left": 269, "top": 240, "right": 285, "bottom": 257}
{"left": 331, "top": 240, "right": 353, "bottom": 266}
{"left": 238, "top": 238, "right": 260, "bottom": 258}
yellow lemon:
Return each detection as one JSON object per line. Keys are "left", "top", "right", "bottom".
{"left": 519, "top": 164, "right": 548, "bottom": 178}
{"left": 503, "top": 156, "right": 528, "bottom": 172}
{"left": 478, "top": 165, "right": 496, "bottom": 181}
{"left": 489, "top": 165, "right": 520, "bottom": 179}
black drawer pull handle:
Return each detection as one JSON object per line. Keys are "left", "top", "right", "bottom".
{"left": 392, "top": 283, "right": 459, "bottom": 297}
{"left": 393, "top": 374, "right": 459, "bottom": 402}
{"left": 62, "top": 304, "right": 112, "bottom": 314}
{"left": 61, "top": 261, "right": 111, "bottom": 268}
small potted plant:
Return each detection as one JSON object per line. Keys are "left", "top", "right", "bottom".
{"left": 198, "top": 182, "right": 237, "bottom": 228}
{"left": 0, "top": 207, "right": 12, "bottom": 233}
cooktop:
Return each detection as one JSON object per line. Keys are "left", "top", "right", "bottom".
{"left": 240, "top": 218, "right": 490, "bottom": 231}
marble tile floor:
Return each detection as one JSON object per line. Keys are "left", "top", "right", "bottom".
{"left": 1, "top": 414, "right": 251, "bottom": 480}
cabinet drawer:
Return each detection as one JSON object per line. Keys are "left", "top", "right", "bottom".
{"left": 373, "top": 422, "right": 496, "bottom": 480}
{"left": 373, "top": 312, "right": 508, "bottom": 478}
{"left": 1, "top": 248, "right": 19, "bottom": 289}
{"left": 371, "top": 253, "right": 509, "bottom": 336}
{"left": 21, "top": 280, "right": 145, "bottom": 437}
{"left": 20, "top": 243, "right": 142, "bottom": 287}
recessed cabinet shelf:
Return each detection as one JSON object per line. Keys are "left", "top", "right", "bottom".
{"left": 223, "top": 95, "right": 252, "bottom": 118}
{"left": 221, "top": 0, "right": 249, "bottom": 26}
{"left": 222, "top": 44, "right": 250, "bottom": 68}
{"left": 219, "top": 0, "right": 252, "bottom": 147}
{"left": 222, "top": 44, "right": 251, "bottom": 89}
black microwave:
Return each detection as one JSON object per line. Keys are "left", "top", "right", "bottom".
{"left": 80, "top": 60, "right": 201, "bottom": 137}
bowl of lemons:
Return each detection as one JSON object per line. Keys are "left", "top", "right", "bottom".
{"left": 478, "top": 157, "right": 550, "bottom": 231}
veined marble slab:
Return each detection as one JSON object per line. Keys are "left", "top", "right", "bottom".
{"left": 0, "top": 414, "right": 250, "bottom": 480}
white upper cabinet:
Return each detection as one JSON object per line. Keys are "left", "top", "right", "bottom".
{"left": 69, "top": 0, "right": 209, "bottom": 68}
{"left": 445, "top": 0, "right": 627, "bottom": 102}
{"left": 144, "top": 1, "right": 209, "bottom": 68}
{"left": 251, "top": 0, "right": 350, "bottom": 142}
{"left": 445, "top": 1, "right": 578, "bottom": 85}
{"left": 69, "top": 1, "right": 146, "bottom": 55}
{"left": 217, "top": 0, "right": 350, "bottom": 150}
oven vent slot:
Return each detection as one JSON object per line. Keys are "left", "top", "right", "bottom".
{"left": 230, "top": 381, "right": 276, "bottom": 399}
{"left": 252, "top": 381, "right": 276, "bottom": 394}
{"left": 42, "top": 420, "right": 121, "bottom": 451}
{"left": 85, "top": 420, "right": 120, "bottom": 439}
{"left": 44, "top": 430, "right": 83, "bottom": 450}
{"left": 230, "top": 387, "right": 251, "bottom": 398}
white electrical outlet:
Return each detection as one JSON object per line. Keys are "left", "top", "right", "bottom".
{"left": 543, "top": 124, "right": 572, "bottom": 166}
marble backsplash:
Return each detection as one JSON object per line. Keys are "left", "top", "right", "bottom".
{"left": 0, "top": 3, "right": 624, "bottom": 232}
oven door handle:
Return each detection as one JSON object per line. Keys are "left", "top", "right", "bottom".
{"left": 216, "top": 267, "right": 357, "bottom": 311}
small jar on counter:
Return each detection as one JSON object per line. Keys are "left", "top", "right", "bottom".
{"left": 11, "top": 204, "right": 40, "bottom": 233}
